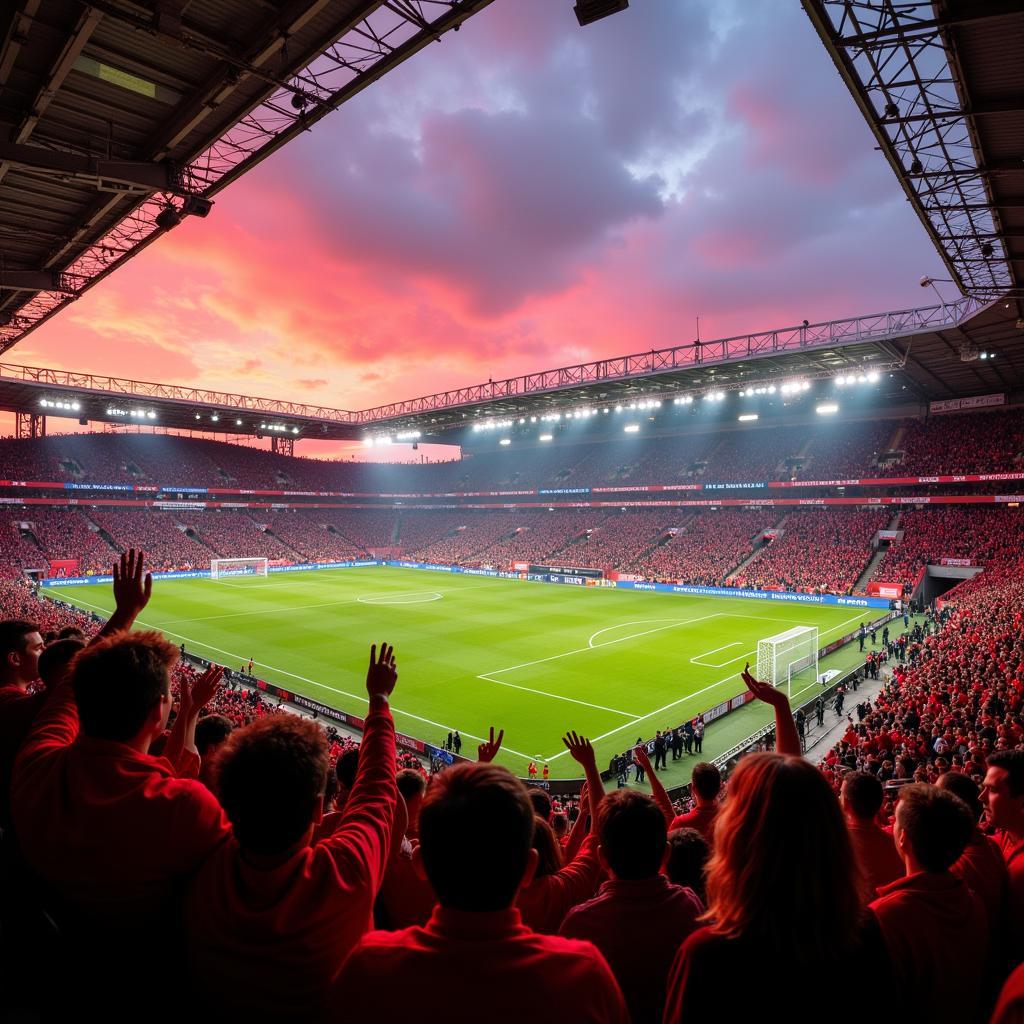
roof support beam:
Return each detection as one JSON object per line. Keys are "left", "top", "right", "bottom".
{"left": 0, "top": 140, "right": 185, "bottom": 196}
{"left": 0, "top": 6, "right": 103, "bottom": 188}
{"left": 0, "top": 270, "right": 70, "bottom": 292}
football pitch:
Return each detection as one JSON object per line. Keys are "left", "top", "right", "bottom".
{"left": 46, "top": 566, "right": 869, "bottom": 776}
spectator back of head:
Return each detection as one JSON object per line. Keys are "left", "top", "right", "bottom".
{"left": 841, "top": 771, "right": 885, "bottom": 821}
{"left": 597, "top": 789, "right": 666, "bottom": 880}
{"left": 38, "top": 637, "right": 85, "bottom": 688}
{"left": 418, "top": 762, "right": 535, "bottom": 913}
{"left": 896, "top": 783, "right": 974, "bottom": 873}
{"left": 72, "top": 631, "right": 177, "bottom": 742}
{"left": 397, "top": 767, "right": 426, "bottom": 803}
{"left": 937, "top": 771, "right": 982, "bottom": 822}
{"left": 691, "top": 762, "right": 721, "bottom": 802}
{"left": 666, "top": 827, "right": 709, "bottom": 899}
{"left": 195, "top": 714, "right": 233, "bottom": 758}
{"left": 216, "top": 715, "right": 329, "bottom": 856}
{"left": 335, "top": 748, "right": 360, "bottom": 790}
{"left": 528, "top": 788, "right": 552, "bottom": 822}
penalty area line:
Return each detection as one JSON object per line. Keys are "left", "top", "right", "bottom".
{"left": 476, "top": 673, "right": 639, "bottom": 719}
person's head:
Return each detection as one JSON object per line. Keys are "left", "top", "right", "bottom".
{"left": 37, "top": 637, "right": 85, "bottom": 689}
{"left": 840, "top": 772, "right": 885, "bottom": 823}
{"left": 938, "top": 771, "right": 983, "bottom": 823}
{"left": 72, "top": 631, "right": 178, "bottom": 746}
{"left": 528, "top": 788, "right": 552, "bottom": 822}
{"left": 597, "top": 789, "right": 667, "bottom": 880}
{"left": 56, "top": 626, "right": 87, "bottom": 642}
{"left": 417, "top": 762, "right": 536, "bottom": 912}
{"left": 551, "top": 811, "right": 568, "bottom": 839}
{"left": 195, "top": 714, "right": 233, "bottom": 759}
{"left": 335, "top": 748, "right": 361, "bottom": 791}
{"left": 705, "top": 753, "right": 861, "bottom": 960}
{"left": 216, "top": 715, "right": 330, "bottom": 856}
{"left": 690, "top": 762, "right": 722, "bottom": 805}
{"left": 666, "top": 828, "right": 709, "bottom": 901}
{"left": 397, "top": 768, "right": 427, "bottom": 829}
{"left": 894, "top": 784, "right": 973, "bottom": 873}
{"left": 531, "top": 815, "right": 564, "bottom": 877}
{"left": 983, "top": 750, "right": 1024, "bottom": 833}
{"left": 0, "top": 620, "right": 44, "bottom": 686}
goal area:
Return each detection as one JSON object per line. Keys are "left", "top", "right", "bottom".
{"left": 756, "top": 625, "right": 819, "bottom": 695}
{"left": 210, "top": 557, "right": 269, "bottom": 579}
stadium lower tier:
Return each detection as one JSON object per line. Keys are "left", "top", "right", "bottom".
{"left": 5, "top": 503, "right": 1024, "bottom": 599}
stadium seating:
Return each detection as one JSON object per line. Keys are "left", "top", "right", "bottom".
{"left": 871, "top": 507, "right": 1024, "bottom": 588}
{"left": 734, "top": 509, "right": 889, "bottom": 594}
{"left": 631, "top": 510, "right": 779, "bottom": 585}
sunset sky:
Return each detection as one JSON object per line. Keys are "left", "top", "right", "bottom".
{"left": 10, "top": 0, "right": 945, "bottom": 457}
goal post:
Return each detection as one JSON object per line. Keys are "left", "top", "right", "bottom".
{"left": 756, "top": 625, "right": 819, "bottom": 697}
{"left": 210, "top": 557, "right": 269, "bottom": 579}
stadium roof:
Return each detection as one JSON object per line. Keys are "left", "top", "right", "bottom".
{"left": 0, "top": 0, "right": 495, "bottom": 353}
{"left": 803, "top": 0, "right": 1024, "bottom": 303}
{"left": 3, "top": 295, "right": 1021, "bottom": 442}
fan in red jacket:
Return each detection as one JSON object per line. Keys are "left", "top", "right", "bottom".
{"left": 669, "top": 761, "right": 721, "bottom": 843}
{"left": 561, "top": 789, "right": 703, "bottom": 1024}
{"left": 841, "top": 771, "right": 903, "bottom": 902}
{"left": 332, "top": 736, "right": 628, "bottom": 1024}
{"left": 870, "top": 783, "right": 989, "bottom": 1022}
{"left": 185, "top": 642, "right": 399, "bottom": 1020}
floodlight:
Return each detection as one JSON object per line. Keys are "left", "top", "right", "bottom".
{"left": 816, "top": 403, "right": 839, "bottom": 415}
{"left": 623, "top": 424, "right": 640, "bottom": 433}
{"left": 738, "top": 414, "right": 758, "bottom": 422}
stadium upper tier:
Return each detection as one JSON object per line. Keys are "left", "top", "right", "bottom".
{"left": 1, "top": 407, "right": 1022, "bottom": 494}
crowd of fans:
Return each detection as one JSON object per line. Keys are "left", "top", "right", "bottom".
{"left": 872, "top": 507, "right": 1024, "bottom": 588}
{"left": 631, "top": 510, "right": 778, "bottom": 585}
{"left": 5, "top": 548, "right": 1024, "bottom": 1021}
{"left": 734, "top": 508, "right": 890, "bottom": 594}
{"left": 2, "top": 407, "right": 1020, "bottom": 498}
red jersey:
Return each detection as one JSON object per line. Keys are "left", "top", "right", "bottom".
{"left": 183, "top": 704, "right": 397, "bottom": 1019}
{"left": 870, "top": 871, "right": 989, "bottom": 1021}
{"left": 669, "top": 803, "right": 718, "bottom": 843}
{"left": 560, "top": 875, "right": 703, "bottom": 1024}
{"left": 333, "top": 905, "right": 629, "bottom": 1023}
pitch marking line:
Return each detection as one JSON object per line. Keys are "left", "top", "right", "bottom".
{"left": 689, "top": 641, "right": 744, "bottom": 667}
{"left": 475, "top": 675, "right": 640, "bottom": 719}
{"left": 53, "top": 594, "right": 538, "bottom": 765}
{"left": 357, "top": 592, "right": 443, "bottom": 605}
{"left": 542, "top": 610, "right": 874, "bottom": 762}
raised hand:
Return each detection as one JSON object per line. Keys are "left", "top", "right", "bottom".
{"left": 633, "top": 743, "right": 653, "bottom": 773}
{"left": 108, "top": 549, "right": 152, "bottom": 630}
{"left": 477, "top": 726, "right": 504, "bottom": 763}
{"left": 742, "top": 662, "right": 786, "bottom": 706}
{"left": 562, "top": 730, "right": 596, "bottom": 768}
{"left": 367, "top": 643, "right": 398, "bottom": 699}
{"left": 188, "top": 664, "right": 225, "bottom": 713}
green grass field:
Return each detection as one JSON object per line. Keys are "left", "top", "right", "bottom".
{"left": 45, "top": 566, "right": 870, "bottom": 777}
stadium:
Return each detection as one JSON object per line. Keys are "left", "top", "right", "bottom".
{"left": 1, "top": 0, "right": 1022, "bottom": 1020}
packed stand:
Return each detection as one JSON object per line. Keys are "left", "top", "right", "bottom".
{"left": 556, "top": 510, "right": 683, "bottom": 570}
{"left": 734, "top": 508, "right": 889, "bottom": 594}
{"left": 898, "top": 409, "right": 1024, "bottom": 477}
{"left": 254, "top": 511, "right": 363, "bottom": 563}
{"left": 474, "top": 510, "right": 599, "bottom": 566}
{"left": 872, "top": 507, "right": 1024, "bottom": 589}
{"left": 88, "top": 508, "right": 212, "bottom": 571}
{"left": 632, "top": 510, "right": 778, "bottom": 584}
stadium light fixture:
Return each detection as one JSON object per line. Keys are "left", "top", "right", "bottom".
{"left": 539, "top": 434, "right": 553, "bottom": 442}
{"left": 738, "top": 413, "right": 759, "bottom": 422}
{"left": 816, "top": 403, "right": 839, "bottom": 415}
{"left": 235, "top": 418, "right": 242, "bottom": 426}
{"left": 291, "top": 427, "right": 299, "bottom": 435}
{"left": 499, "top": 438, "right": 511, "bottom": 446}
{"left": 623, "top": 424, "right": 640, "bottom": 433}
{"left": 211, "top": 414, "right": 220, "bottom": 422}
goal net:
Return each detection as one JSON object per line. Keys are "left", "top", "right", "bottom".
{"left": 756, "top": 625, "right": 819, "bottom": 695}
{"left": 210, "top": 557, "right": 269, "bottom": 579}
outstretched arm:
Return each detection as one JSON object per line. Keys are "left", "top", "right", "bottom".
{"left": 562, "top": 731, "right": 605, "bottom": 823}
{"left": 742, "top": 662, "right": 801, "bottom": 756}
{"left": 633, "top": 743, "right": 674, "bottom": 825}
{"left": 562, "top": 782, "right": 590, "bottom": 863}
{"left": 92, "top": 549, "right": 152, "bottom": 643}
{"left": 163, "top": 664, "right": 225, "bottom": 771}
